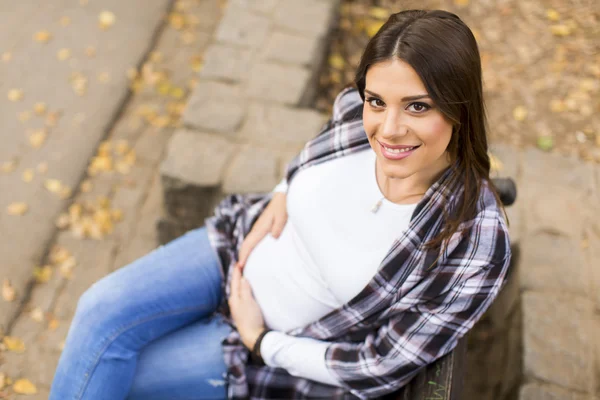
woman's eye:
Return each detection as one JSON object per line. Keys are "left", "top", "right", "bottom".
{"left": 366, "top": 97, "right": 385, "bottom": 108}
{"left": 407, "top": 102, "right": 431, "bottom": 113}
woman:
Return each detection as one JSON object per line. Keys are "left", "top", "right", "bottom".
{"left": 49, "top": 9, "right": 511, "bottom": 400}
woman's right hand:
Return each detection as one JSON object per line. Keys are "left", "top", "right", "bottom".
{"left": 235, "top": 192, "right": 288, "bottom": 271}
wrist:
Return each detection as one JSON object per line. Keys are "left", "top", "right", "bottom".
{"left": 241, "top": 326, "right": 266, "bottom": 350}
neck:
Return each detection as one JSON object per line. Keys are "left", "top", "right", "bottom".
{"left": 376, "top": 154, "right": 451, "bottom": 205}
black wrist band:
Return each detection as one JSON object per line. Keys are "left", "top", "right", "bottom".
{"left": 250, "top": 328, "right": 272, "bottom": 366}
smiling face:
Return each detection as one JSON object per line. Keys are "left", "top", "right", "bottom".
{"left": 363, "top": 58, "right": 454, "bottom": 189}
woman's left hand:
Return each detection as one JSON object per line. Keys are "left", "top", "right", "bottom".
{"left": 228, "top": 264, "right": 266, "bottom": 350}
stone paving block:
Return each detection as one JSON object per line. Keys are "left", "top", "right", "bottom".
{"left": 261, "top": 31, "right": 322, "bottom": 67}
{"left": 522, "top": 292, "right": 595, "bottom": 392}
{"left": 160, "top": 130, "right": 236, "bottom": 220}
{"left": 182, "top": 80, "right": 246, "bottom": 134}
{"left": 230, "top": 0, "right": 280, "bottom": 14}
{"left": 199, "top": 44, "right": 253, "bottom": 83}
{"left": 520, "top": 233, "right": 589, "bottom": 295}
{"left": 521, "top": 182, "right": 585, "bottom": 238}
{"left": 132, "top": 127, "right": 173, "bottom": 165}
{"left": 519, "top": 382, "right": 590, "bottom": 400}
{"left": 222, "top": 146, "right": 280, "bottom": 194}
{"left": 273, "top": 0, "right": 337, "bottom": 38}
{"left": 588, "top": 226, "right": 600, "bottom": 306}
{"left": 239, "top": 102, "right": 326, "bottom": 147}
{"left": 215, "top": 5, "right": 271, "bottom": 48}
{"left": 522, "top": 148, "right": 596, "bottom": 195}
{"left": 245, "top": 62, "right": 311, "bottom": 105}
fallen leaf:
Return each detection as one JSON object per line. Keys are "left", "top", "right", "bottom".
{"left": 12, "top": 378, "right": 37, "bottom": 394}
{"left": 0, "top": 371, "right": 7, "bottom": 389}
{"left": 48, "top": 318, "right": 60, "bottom": 330}
{"left": 33, "top": 265, "right": 52, "bottom": 283}
{"left": 365, "top": 21, "right": 384, "bottom": 38}
{"left": 98, "top": 72, "right": 111, "bottom": 83}
{"left": 37, "top": 162, "right": 48, "bottom": 174}
{"left": 546, "top": 9, "right": 560, "bottom": 22}
{"left": 29, "top": 129, "right": 47, "bottom": 148}
{"left": 2, "top": 279, "right": 16, "bottom": 301}
{"left": 60, "top": 186, "right": 73, "bottom": 199}
{"left": 59, "top": 16, "right": 71, "bottom": 26}
{"left": 550, "top": 24, "right": 572, "bottom": 36}
{"left": 168, "top": 13, "right": 186, "bottom": 30}
{"left": 3, "top": 336, "right": 25, "bottom": 353}
{"left": 8, "top": 89, "right": 24, "bottom": 102}
{"left": 1, "top": 160, "right": 17, "bottom": 173}
{"left": 149, "top": 51, "right": 163, "bottom": 63}
{"left": 22, "top": 169, "right": 34, "bottom": 183}
{"left": 85, "top": 46, "right": 96, "bottom": 57}
{"left": 489, "top": 154, "right": 504, "bottom": 172}
{"left": 512, "top": 106, "right": 527, "bottom": 121}
{"left": 57, "top": 48, "right": 71, "bottom": 61}
{"left": 44, "top": 179, "right": 63, "bottom": 193}
{"left": 56, "top": 213, "right": 71, "bottom": 229}
{"left": 80, "top": 179, "right": 93, "bottom": 192}
{"left": 30, "top": 307, "right": 45, "bottom": 322}
{"left": 7, "top": 202, "right": 28, "bottom": 216}
{"left": 454, "top": 0, "right": 470, "bottom": 5}
{"left": 368, "top": 7, "right": 388, "bottom": 20}
{"left": 170, "top": 86, "right": 185, "bottom": 99}
{"left": 537, "top": 136, "right": 554, "bottom": 151}
{"left": 550, "top": 99, "right": 566, "bottom": 113}
{"left": 111, "top": 209, "right": 124, "bottom": 222}
{"left": 33, "top": 102, "right": 47, "bottom": 115}
{"left": 99, "top": 11, "right": 116, "bottom": 30}
{"left": 33, "top": 30, "right": 52, "bottom": 43}
{"left": 2, "top": 51, "right": 11, "bottom": 62}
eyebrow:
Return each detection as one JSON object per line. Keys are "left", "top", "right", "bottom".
{"left": 364, "top": 89, "right": 430, "bottom": 102}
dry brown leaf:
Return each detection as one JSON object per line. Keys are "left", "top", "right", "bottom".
{"left": 7, "top": 202, "right": 28, "bottom": 216}
{"left": 2, "top": 279, "right": 16, "bottom": 302}
{"left": 48, "top": 318, "right": 60, "bottom": 330}
{"left": 29, "top": 129, "right": 47, "bottom": 148}
{"left": 22, "top": 169, "right": 34, "bottom": 183}
{"left": 59, "top": 257, "right": 76, "bottom": 279}
{"left": 98, "top": 196, "right": 111, "bottom": 209}
{"left": 8, "top": 89, "right": 24, "bottom": 102}
{"left": 99, "top": 11, "right": 116, "bottom": 30}
{"left": 50, "top": 246, "right": 71, "bottom": 264}
{"left": 70, "top": 72, "right": 88, "bottom": 96}
{"left": 550, "top": 24, "right": 572, "bottom": 36}
{"left": 44, "top": 179, "right": 63, "bottom": 193}
{"left": 13, "top": 378, "right": 37, "bottom": 394}
{"left": 30, "top": 306, "right": 45, "bottom": 322}
{"left": 3, "top": 336, "right": 25, "bottom": 353}
{"left": 512, "top": 106, "right": 527, "bottom": 121}
{"left": 169, "top": 13, "right": 186, "bottom": 30}
{"left": 33, "top": 266, "right": 52, "bottom": 284}
{"left": 33, "top": 30, "right": 52, "bottom": 43}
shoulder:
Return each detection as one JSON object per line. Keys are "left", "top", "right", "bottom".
{"left": 331, "top": 86, "right": 364, "bottom": 124}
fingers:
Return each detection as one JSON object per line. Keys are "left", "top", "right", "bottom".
{"left": 237, "top": 217, "right": 272, "bottom": 268}
{"left": 271, "top": 215, "right": 288, "bottom": 238}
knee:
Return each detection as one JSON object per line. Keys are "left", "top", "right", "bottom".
{"left": 74, "top": 276, "right": 125, "bottom": 326}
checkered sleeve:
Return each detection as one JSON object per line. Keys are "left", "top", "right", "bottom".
{"left": 323, "top": 210, "right": 512, "bottom": 399}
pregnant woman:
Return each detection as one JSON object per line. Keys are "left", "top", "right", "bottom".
{"left": 49, "top": 9, "right": 512, "bottom": 400}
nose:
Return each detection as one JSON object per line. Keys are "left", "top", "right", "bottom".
{"left": 381, "top": 108, "right": 409, "bottom": 138}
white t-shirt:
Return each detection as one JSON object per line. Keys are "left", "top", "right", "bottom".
{"left": 242, "top": 149, "right": 417, "bottom": 386}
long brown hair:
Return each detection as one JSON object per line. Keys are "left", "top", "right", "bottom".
{"left": 354, "top": 9, "right": 505, "bottom": 250}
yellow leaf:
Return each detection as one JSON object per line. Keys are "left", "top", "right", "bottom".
{"left": 115, "top": 140, "right": 130, "bottom": 155}
{"left": 454, "top": 0, "right": 469, "bottom": 5}
{"left": 1, "top": 160, "right": 17, "bottom": 173}
{"left": 150, "top": 51, "right": 163, "bottom": 63}
{"left": 0, "top": 371, "right": 7, "bottom": 390}
{"left": 57, "top": 48, "right": 71, "bottom": 61}
{"left": 59, "top": 186, "right": 73, "bottom": 199}
{"left": 33, "top": 265, "right": 52, "bottom": 283}
{"left": 2, "top": 279, "right": 16, "bottom": 302}
{"left": 33, "top": 30, "right": 52, "bottom": 43}
{"left": 80, "top": 179, "right": 93, "bottom": 192}
{"left": 365, "top": 21, "right": 384, "bottom": 38}
{"left": 44, "top": 179, "right": 63, "bottom": 193}
{"left": 30, "top": 306, "right": 45, "bottom": 322}
{"left": 50, "top": 246, "right": 71, "bottom": 265}
{"left": 169, "top": 13, "right": 186, "bottom": 30}
{"left": 328, "top": 54, "right": 345, "bottom": 70}
{"left": 13, "top": 378, "right": 37, "bottom": 394}
{"left": 170, "top": 86, "right": 185, "bottom": 99}
{"left": 546, "top": 9, "right": 560, "bottom": 22}
{"left": 368, "top": 7, "right": 389, "bottom": 20}
{"left": 33, "top": 102, "right": 47, "bottom": 115}
{"left": 99, "top": 11, "right": 116, "bottom": 30}
{"left": 550, "top": 99, "right": 566, "bottom": 113}
{"left": 111, "top": 209, "right": 124, "bottom": 222}
{"left": 56, "top": 213, "right": 71, "bottom": 229}
{"left": 3, "top": 336, "right": 26, "bottom": 353}
{"left": 22, "top": 169, "right": 34, "bottom": 183}
{"left": 489, "top": 153, "right": 504, "bottom": 172}
{"left": 29, "top": 129, "right": 47, "bottom": 148}
{"left": 48, "top": 318, "right": 60, "bottom": 330}
{"left": 59, "top": 257, "right": 76, "bottom": 279}
{"left": 7, "top": 202, "right": 28, "bottom": 216}
{"left": 8, "top": 89, "right": 24, "bottom": 102}
{"left": 97, "top": 196, "right": 111, "bottom": 209}
{"left": 59, "top": 16, "right": 71, "bottom": 26}
{"left": 512, "top": 106, "right": 527, "bottom": 121}
{"left": 550, "top": 24, "right": 571, "bottom": 36}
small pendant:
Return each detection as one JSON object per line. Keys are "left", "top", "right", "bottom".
{"left": 371, "top": 198, "right": 383, "bottom": 213}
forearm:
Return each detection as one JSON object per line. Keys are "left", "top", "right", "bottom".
{"left": 261, "top": 331, "right": 342, "bottom": 387}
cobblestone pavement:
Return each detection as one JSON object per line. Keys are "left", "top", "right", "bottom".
{"left": 0, "top": 0, "right": 223, "bottom": 397}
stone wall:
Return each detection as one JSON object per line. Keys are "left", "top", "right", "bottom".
{"left": 158, "top": 0, "right": 340, "bottom": 244}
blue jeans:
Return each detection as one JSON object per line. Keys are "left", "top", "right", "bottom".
{"left": 49, "top": 226, "right": 233, "bottom": 400}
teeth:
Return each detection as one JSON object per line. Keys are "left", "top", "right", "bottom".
{"left": 383, "top": 145, "right": 416, "bottom": 154}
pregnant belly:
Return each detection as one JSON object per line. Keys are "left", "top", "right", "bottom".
{"left": 242, "top": 221, "right": 341, "bottom": 332}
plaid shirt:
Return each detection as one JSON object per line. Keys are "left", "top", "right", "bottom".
{"left": 204, "top": 87, "right": 511, "bottom": 399}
